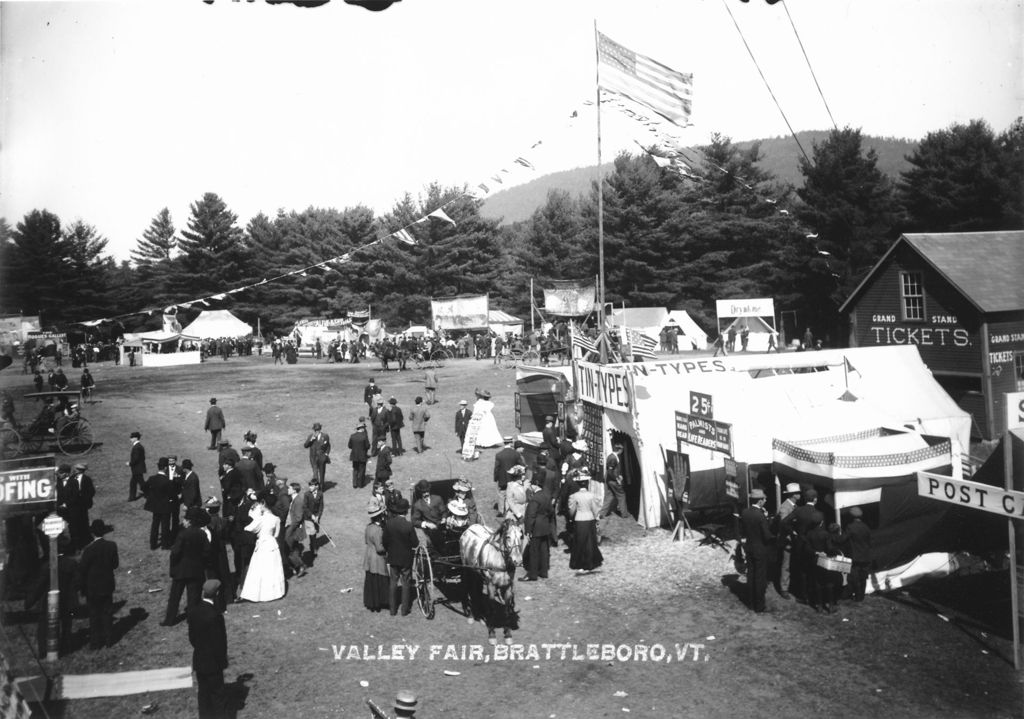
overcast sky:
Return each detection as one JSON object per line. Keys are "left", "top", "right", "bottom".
{"left": 2, "top": 0, "right": 1021, "bottom": 260}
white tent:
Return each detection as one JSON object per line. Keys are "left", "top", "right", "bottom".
{"left": 180, "top": 310, "right": 254, "bottom": 339}
{"left": 489, "top": 310, "right": 523, "bottom": 336}
{"left": 573, "top": 345, "right": 971, "bottom": 528}
{"left": 665, "top": 310, "right": 708, "bottom": 350}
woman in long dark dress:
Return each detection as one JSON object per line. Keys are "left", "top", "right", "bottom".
{"left": 568, "top": 467, "right": 603, "bottom": 573}
{"left": 363, "top": 499, "right": 390, "bottom": 611}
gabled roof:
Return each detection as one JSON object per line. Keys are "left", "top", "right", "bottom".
{"left": 840, "top": 231, "right": 1024, "bottom": 314}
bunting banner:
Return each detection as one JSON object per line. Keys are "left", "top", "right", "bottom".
{"left": 543, "top": 281, "right": 597, "bottom": 316}
{"left": 431, "top": 294, "right": 489, "bottom": 331}
{"left": 427, "top": 208, "right": 456, "bottom": 226}
{"left": 393, "top": 229, "right": 417, "bottom": 245}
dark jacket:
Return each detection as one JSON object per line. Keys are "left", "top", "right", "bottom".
{"left": 493, "top": 447, "right": 524, "bottom": 488}
{"left": 388, "top": 405, "right": 404, "bottom": 430}
{"left": 129, "top": 442, "right": 146, "bottom": 475}
{"left": 454, "top": 408, "right": 472, "bottom": 438}
{"left": 839, "top": 520, "right": 872, "bottom": 563}
{"left": 180, "top": 470, "right": 202, "bottom": 509}
{"left": 525, "top": 488, "right": 554, "bottom": 538}
{"left": 78, "top": 537, "right": 119, "bottom": 597}
{"left": 740, "top": 506, "right": 774, "bottom": 560}
{"left": 59, "top": 472, "right": 96, "bottom": 511}
{"left": 348, "top": 430, "right": 370, "bottom": 462}
{"left": 375, "top": 447, "right": 393, "bottom": 480}
{"left": 143, "top": 472, "right": 174, "bottom": 514}
{"left": 169, "top": 526, "right": 210, "bottom": 581}
{"left": 382, "top": 514, "right": 419, "bottom": 569}
{"left": 187, "top": 599, "right": 228, "bottom": 673}
{"left": 363, "top": 383, "right": 380, "bottom": 406}
{"left": 234, "top": 457, "right": 262, "bottom": 492}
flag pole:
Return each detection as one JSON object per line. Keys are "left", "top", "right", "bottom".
{"left": 594, "top": 21, "right": 606, "bottom": 337}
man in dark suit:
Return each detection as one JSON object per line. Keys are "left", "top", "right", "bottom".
{"left": 541, "top": 415, "right": 559, "bottom": 455}
{"left": 179, "top": 459, "right": 202, "bottom": 512}
{"left": 77, "top": 519, "right": 119, "bottom": 648}
{"left": 523, "top": 479, "right": 553, "bottom": 581}
{"left": 216, "top": 440, "right": 240, "bottom": 478}
{"left": 493, "top": 436, "right": 524, "bottom": 512}
{"left": 163, "top": 507, "right": 211, "bottom": 626}
{"left": 363, "top": 377, "right": 381, "bottom": 411}
{"left": 58, "top": 462, "right": 96, "bottom": 551}
{"left": 304, "top": 422, "right": 331, "bottom": 485}
{"left": 387, "top": 397, "right": 404, "bottom": 456}
{"left": 234, "top": 446, "right": 262, "bottom": 493}
{"left": 126, "top": 431, "right": 146, "bottom": 501}
{"left": 740, "top": 489, "right": 774, "bottom": 613}
{"left": 167, "top": 455, "right": 185, "bottom": 538}
{"left": 784, "top": 488, "right": 821, "bottom": 603}
{"left": 204, "top": 398, "right": 226, "bottom": 450}
{"left": 145, "top": 457, "right": 175, "bottom": 550}
{"left": 370, "top": 398, "right": 389, "bottom": 457}
{"left": 187, "top": 579, "right": 229, "bottom": 719}
{"left": 381, "top": 498, "right": 419, "bottom": 616}
{"left": 454, "top": 400, "right": 471, "bottom": 452}
{"left": 284, "top": 483, "right": 309, "bottom": 578}
{"left": 348, "top": 423, "right": 370, "bottom": 489}
{"left": 839, "top": 506, "right": 872, "bottom": 602}
{"left": 231, "top": 490, "right": 258, "bottom": 594}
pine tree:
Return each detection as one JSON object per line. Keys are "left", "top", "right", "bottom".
{"left": 131, "top": 208, "right": 177, "bottom": 266}
{"left": 175, "top": 193, "right": 248, "bottom": 299}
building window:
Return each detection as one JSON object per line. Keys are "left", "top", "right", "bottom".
{"left": 900, "top": 271, "right": 925, "bottom": 321}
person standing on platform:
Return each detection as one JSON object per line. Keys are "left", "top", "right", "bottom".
{"left": 187, "top": 579, "right": 229, "bottom": 719}
{"left": 204, "top": 398, "right": 226, "bottom": 450}
{"left": 740, "top": 489, "right": 774, "bottom": 613}
{"left": 304, "top": 422, "right": 331, "bottom": 486}
{"left": 126, "top": 431, "right": 146, "bottom": 501}
{"left": 77, "top": 519, "right": 119, "bottom": 649}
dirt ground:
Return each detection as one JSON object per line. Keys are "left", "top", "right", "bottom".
{"left": 0, "top": 354, "right": 1020, "bottom": 719}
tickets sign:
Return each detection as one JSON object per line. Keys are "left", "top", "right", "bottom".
{"left": 0, "top": 466, "right": 56, "bottom": 506}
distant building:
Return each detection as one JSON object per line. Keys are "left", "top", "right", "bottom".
{"left": 840, "top": 231, "right": 1024, "bottom": 439}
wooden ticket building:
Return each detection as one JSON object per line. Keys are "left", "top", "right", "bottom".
{"left": 840, "top": 231, "right": 1024, "bottom": 440}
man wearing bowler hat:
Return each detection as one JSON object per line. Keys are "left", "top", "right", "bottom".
{"left": 77, "top": 519, "right": 119, "bottom": 649}
{"left": 740, "top": 488, "right": 774, "bottom": 613}
{"left": 304, "top": 422, "right": 331, "bottom": 485}
{"left": 58, "top": 462, "right": 96, "bottom": 551}
{"left": 454, "top": 399, "right": 471, "bottom": 452}
{"left": 348, "top": 421, "right": 371, "bottom": 489}
{"left": 163, "top": 507, "right": 211, "bottom": 626}
{"left": 839, "top": 506, "right": 872, "bottom": 602}
{"left": 187, "top": 579, "right": 229, "bottom": 719}
{"left": 126, "top": 431, "right": 146, "bottom": 501}
{"left": 771, "top": 483, "right": 801, "bottom": 599}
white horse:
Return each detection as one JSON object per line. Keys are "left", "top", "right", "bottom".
{"left": 460, "top": 520, "right": 524, "bottom": 643}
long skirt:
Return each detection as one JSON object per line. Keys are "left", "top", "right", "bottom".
{"left": 569, "top": 519, "right": 603, "bottom": 571}
{"left": 363, "top": 571, "right": 390, "bottom": 612}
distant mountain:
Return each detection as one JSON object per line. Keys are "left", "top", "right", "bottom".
{"left": 480, "top": 131, "right": 918, "bottom": 225}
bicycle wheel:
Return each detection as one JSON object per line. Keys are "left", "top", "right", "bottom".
{"left": 521, "top": 349, "right": 540, "bottom": 366}
{"left": 57, "top": 418, "right": 95, "bottom": 456}
{"left": 0, "top": 426, "right": 22, "bottom": 460}
{"left": 429, "top": 350, "right": 447, "bottom": 368}
{"left": 413, "top": 547, "right": 436, "bottom": 619}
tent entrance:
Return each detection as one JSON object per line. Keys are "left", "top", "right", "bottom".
{"left": 610, "top": 430, "right": 641, "bottom": 520}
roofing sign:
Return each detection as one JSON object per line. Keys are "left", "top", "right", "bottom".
{"left": 0, "top": 466, "right": 56, "bottom": 506}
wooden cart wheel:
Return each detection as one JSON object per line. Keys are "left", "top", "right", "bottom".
{"left": 413, "top": 546, "right": 436, "bottom": 619}
{"left": 57, "top": 418, "right": 95, "bottom": 456}
{"left": 0, "top": 426, "right": 22, "bottom": 460}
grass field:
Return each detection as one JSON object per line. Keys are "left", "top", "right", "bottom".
{"left": 0, "top": 354, "right": 1018, "bottom": 719}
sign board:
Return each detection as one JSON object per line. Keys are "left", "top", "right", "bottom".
{"left": 543, "top": 283, "right": 596, "bottom": 316}
{"left": 689, "top": 391, "right": 714, "bottom": 419}
{"left": 715, "top": 298, "right": 775, "bottom": 319}
{"left": 0, "top": 466, "right": 56, "bottom": 506}
{"left": 42, "top": 512, "right": 65, "bottom": 538}
{"left": 917, "top": 470, "right": 1024, "bottom": 518}
{"left": 675, "top": 411, "right": 732, "bottom": 455}
{"left": 575, "top": 362, "right": 631, "bottom": 412}
{"left": 1007, "top": 391, "right": 1024, "bottom": 431}
{"left": 431, "top": 295, "right": 489, "bottom": 331}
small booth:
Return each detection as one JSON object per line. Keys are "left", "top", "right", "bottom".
{"left": 120, "top": 331, "right": 201, "bottom": 367}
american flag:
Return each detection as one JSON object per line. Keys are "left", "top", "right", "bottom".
{"left": 597, "top": 32, "right": 693, "bottom": 128}
{"left": 392, "top": 229, "right": 416, "bottom": 245}
{"left": 627, "top": 328, "right": 658, "bottom": 359}
{"left": 572, "top": 332, "right": 598, "bottom": 357}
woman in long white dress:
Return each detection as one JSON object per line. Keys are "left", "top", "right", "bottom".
{"left": 462, "top": 389, "right": 504, "bottom": 455}
{"left": 239, "top": 494, "right": 286, "bottom": 602}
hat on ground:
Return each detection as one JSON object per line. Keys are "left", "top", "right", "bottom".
{"left": 130, "top": 431, "right": 141, "bottom": 439}
{"left": 749, "top": 488, "right": 766, "bottom": 500}
{"left": 89, "top": 519, "right": 112, "bottom": 537}
{"left": 804, "top": 488, "right": 818, "bottom": 502}
{"left": 571, "top": 440, "right": 588, "bottom": 452}
{"left": 415, "top": 479, "right": 431, "bottom": 494}
{"left": 367, "top": 498, "right": 385, "bottom": 517}
{"left": 454, "top": 478, "right": 472, "bottom": 493}
{"left": 388, "top": 397, "right": 397, "bottom": 405}
{"left": 312, "top": 422, "right": 322, "bottom": 431}
{"left": 784, "top": 483, "right": 801, "bottom": 495}
{"left": 394, "top": 691, "right": 418, "bottom": 712}
{"left": 202, "top": 579, "right": 221, "bottom": 598}
{"left": 459, "top": 400, "right": 468, "bottom": 405}
{"left": 181, "top": 459, "right": 193, "bottom": 470}
{"left": 849, "top": 506, "right": 863, "bottom": 518}
{"left": 73, "top": 462, "right": 87, "bottom": 471}
{"left": 447, "top": 499, "right": 468, "bottom": 517}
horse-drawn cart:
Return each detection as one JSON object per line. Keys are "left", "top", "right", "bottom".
{"left": 0, "top": 390, "right": 97, "bottom": 459}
